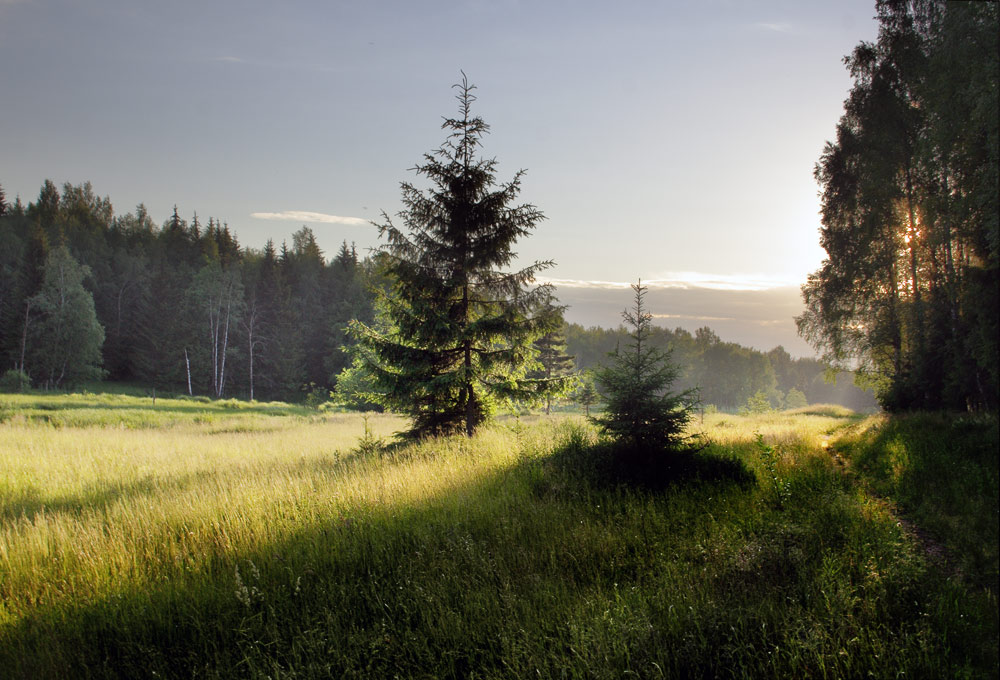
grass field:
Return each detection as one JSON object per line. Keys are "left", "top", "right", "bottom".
{"left": 0, "top": 392, "right": 996, "bottom": 678}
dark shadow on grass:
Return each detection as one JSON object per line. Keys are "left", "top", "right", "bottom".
{"left": 2, "top": 430, "right": 995, "bottom": 680}
{"left": 0, "top": 471, "right": 225, "bottom": 522}
{"left": 549, "top": 435, "right": 756, "bottom": 493}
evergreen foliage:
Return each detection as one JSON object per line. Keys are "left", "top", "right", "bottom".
{"left": 348, "top": 75, "right": 559, "bottom": 438}
{"left": 0, "top": 181, "right": 372, "bottom": 400}
{"left": 530, "top": 309, "right": 576, "bottom": 414}
{"left": 592, "top": 281, "right": 696, "bottom": 451}
{"left": 574, "top": 371, "right": 600, "bottom": 417}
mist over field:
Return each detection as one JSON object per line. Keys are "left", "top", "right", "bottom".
{"left": 555, "top": 284, "right": 813, "bottom": 357}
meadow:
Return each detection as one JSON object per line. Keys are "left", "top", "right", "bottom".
{"left": 0, "top": 392, "right": 996, "bottom": 678}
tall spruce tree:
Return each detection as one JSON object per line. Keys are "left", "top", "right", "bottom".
{"left": 348, "top": 75, "right": 559, "bottom": 438}
{"left": 592, "top": 281, "right": 696, "bottom": 452}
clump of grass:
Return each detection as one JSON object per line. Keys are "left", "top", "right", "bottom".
{"left": 754, "top": 431, "right": 792, "bottom": 509}
{"left": 786, "top": 403, "right": 860, "bottom": 418}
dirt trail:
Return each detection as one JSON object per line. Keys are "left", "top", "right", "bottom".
{"left": 823, "top": 424, "right": 959, "bottom": 580}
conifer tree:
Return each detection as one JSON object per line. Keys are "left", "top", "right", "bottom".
{"left": 349, "top": 75, "right": 558, "bottom": 438}
{"left": 532, "top": 322, "right": 575, "bottom": 415}
{"left": 592, "top": 281, "right": 696, "bottom": 452}
{"left": 575, "top": 371, "right": 599, "bottom": 417}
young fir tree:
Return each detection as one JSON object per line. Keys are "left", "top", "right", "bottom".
{"left": 575, "top": 371, "right": 600, "bottom": 417}
{"left": 592, "top": 281, "right": 696, "bottom": 452}
{"left": 533, "top": 324, "right": 575, "bottom": 414}
{"left": 348, "top": 75, "right": 559, "bottom": 438}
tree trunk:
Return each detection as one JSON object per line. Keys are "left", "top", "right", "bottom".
{"left": 218, "top": 296, "right": 231, "bottom": 398}
{"left": 463, "top": 281, "right": 474, "bottom": 437}
{"left": 249, "top": 335, "right": 255, "bottom": 402}
{"left": 18, "top": 300, "right": 31, "bottom": 374}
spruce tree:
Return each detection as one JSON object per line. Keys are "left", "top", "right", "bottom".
{"left": 592, "top": 281, "right": 696, "bottom": 452}
{"left": 349, "top": 75, "right": 558, "bottom": 438}
{"left": 532, "top": 322, "right": 575, "bottom": 415}
{"left": 575, "top": 371, "right": 599, "bottom": 417}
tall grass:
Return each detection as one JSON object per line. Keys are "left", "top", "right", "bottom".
{"left": 0, "top": 395, "right": 995, "bottom": 678}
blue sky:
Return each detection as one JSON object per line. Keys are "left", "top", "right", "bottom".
{"left": 0, "top": 0, "right": 879, "bottom": 356}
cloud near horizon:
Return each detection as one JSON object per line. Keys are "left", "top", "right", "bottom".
{"left": 251, "top": 211, "right": 370, "bottom": 226}
{"left": 540, "top": 272, "right": 802, "bottom": 292}
{"left": 652, "top": 313, "right": 736, "bottom": 322}
{"left": 550, "top": 279, "right": 815, "bottom": 357}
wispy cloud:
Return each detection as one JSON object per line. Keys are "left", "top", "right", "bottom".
{"left": 652, "top": 313, "right": 736, "bottom": 322}
{"left": 751, "top": 21, "right": 795, "bottom": 33}
{"left": 251, "top": 211, "right": 369, "bottom": 227}
{"left": 540, "top": 272, "right": 801, "bottom": 292}
{"left": 214, "top": 55, "right": 246, "bottom": 64}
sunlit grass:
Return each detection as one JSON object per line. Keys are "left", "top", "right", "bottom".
{"left": 0, "top": 395, "right": 994, "bottom": 678}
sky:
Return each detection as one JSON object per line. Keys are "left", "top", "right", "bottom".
{"left": 0, "top": 0, "right": 880, "bottom": 357}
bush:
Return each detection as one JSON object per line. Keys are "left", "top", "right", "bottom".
{"left": 0, "top": 369, "right": 31, "bottom": 392}
{"left": 740, "top": 390, "right": 773, "bottom": 415}
{"left": 301, "top": 383, "right": 333, "bottom": 409}
{"left": 785, "top": 388, "right": 808, "bottom": 410}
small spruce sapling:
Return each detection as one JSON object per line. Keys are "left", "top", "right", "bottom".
{"left": 591, "top": 280, "right": 696, "bottom": 452}
{"left": 575, "top": 372, "right": 600, "bottom": 417}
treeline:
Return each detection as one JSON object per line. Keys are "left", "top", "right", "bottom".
{"left": 0, "top": 179, "right": 876, "bottom": 412}
{"left": 799, "top": 0, "right": 998, "bottom": 411}
{"left": 0, "top": 180, "right": 373, "bottom": 400}
{"left": 565, "top": 324, "right": 878, "bottom": 412}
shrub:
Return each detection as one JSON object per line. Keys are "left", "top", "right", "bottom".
{"left": 0, "top": 369, "right": 31, "bottom": 393}
{"left": 785, "top": 388, "right": 808, "bottom": 410}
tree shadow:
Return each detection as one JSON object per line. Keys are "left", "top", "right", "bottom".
{"left": 0, "top": 434, "right": 756, "bottom": 679}
{"left": 549, "top": 434, "right": 756, "bottom": 493}
{"left": 0, "top": 470, "right": 220, "bottom": 522}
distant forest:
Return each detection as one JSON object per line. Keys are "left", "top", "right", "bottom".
{"left": 0, "top": 181, "right": 875, "bottom": 411}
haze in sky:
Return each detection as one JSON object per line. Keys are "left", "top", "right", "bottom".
{"left": 0, "top": 0, "right": 880, "bottom": 356}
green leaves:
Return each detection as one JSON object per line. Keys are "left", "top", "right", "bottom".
{"left": 27, "top": 246, "right": 105, "bottom": 387}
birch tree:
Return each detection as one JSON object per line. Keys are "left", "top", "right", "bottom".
{"left": 28, "top": 245, "right": 105, "bottom": 388}
{"left": 189, "top": 262, "right": 244, "bottom": 398}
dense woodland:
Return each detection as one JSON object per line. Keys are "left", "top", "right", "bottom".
{"left": 798, "top": 0, "right": 998, "bottom": 411}
{"left": 0, "top": 180, "right": 872, "bottom": 411}
{"left": 0, "top": 183, "right": 374, "bottom": 402}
